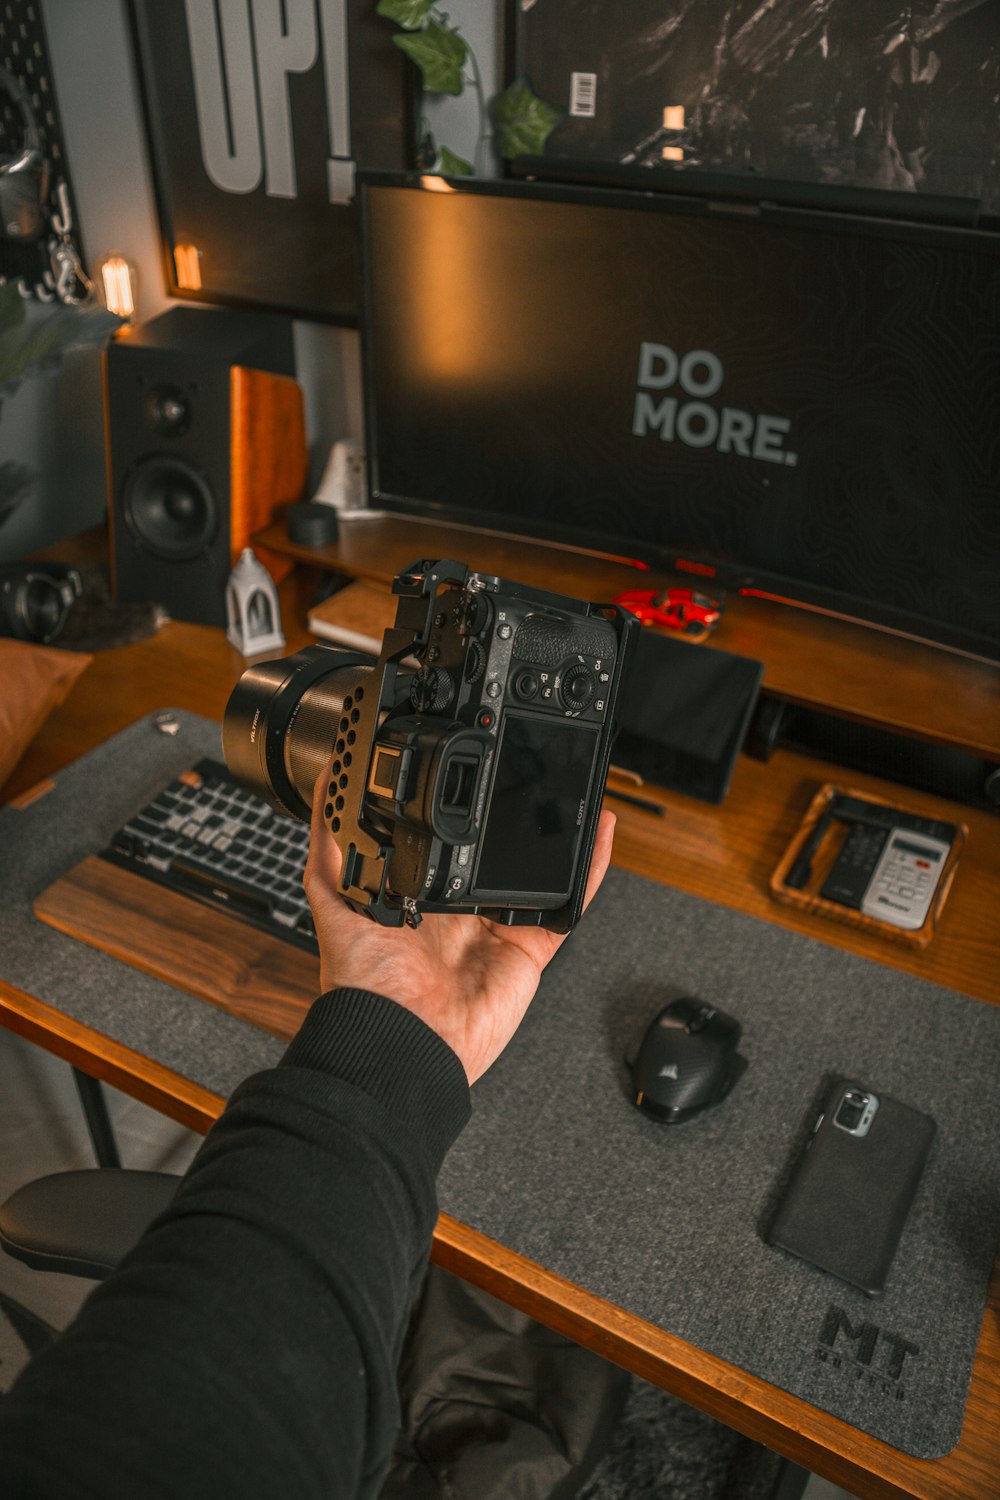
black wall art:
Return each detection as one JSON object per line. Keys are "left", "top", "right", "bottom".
{"left": 508, "top": 0, "right": 1000, "bottom": 220}
{"left": 130, "top": 0, "right": 415, "bottom": 324}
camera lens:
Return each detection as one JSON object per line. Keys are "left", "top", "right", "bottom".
{"left": 223, "top": 645, "right": 372, "bottom": 820}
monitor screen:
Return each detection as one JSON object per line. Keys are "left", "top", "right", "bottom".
{"left": 359, "top": 172, "right": 1000, "bottom": 661}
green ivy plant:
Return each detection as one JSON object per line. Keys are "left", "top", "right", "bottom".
{"left": 0, "top": 280, "right": 121, "bottom": 531}
{"left": 0, "top": 281, "right": 120, "bottom": 401}
{"left": 377, "top": 0, "right": 561, "bottom": 176}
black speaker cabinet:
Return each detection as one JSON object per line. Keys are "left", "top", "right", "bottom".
{"left": 105, "top": 306, "right": 307, "bottom": 626}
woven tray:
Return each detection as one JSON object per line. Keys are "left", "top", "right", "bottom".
{"left": 770, "top": 782, "right": 966, "bottom": 949}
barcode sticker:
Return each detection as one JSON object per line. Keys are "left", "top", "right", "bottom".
{"left": 570, "top": 71, "right": 597, "bottom": 118}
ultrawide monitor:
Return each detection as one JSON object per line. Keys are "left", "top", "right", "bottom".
{"left": 359, "top": 172, "right": 1000, "bottom": 661}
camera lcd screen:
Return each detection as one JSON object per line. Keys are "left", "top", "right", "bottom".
{"left": 474, "top": 714, "right": 600, "bottom": 898}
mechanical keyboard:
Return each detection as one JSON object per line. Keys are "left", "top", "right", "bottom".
{"left": 100, "top": 758, "right": 317, "bottom": 953}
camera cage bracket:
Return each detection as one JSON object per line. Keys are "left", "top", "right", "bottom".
{"left": 330, "top": 559, "right": 473, "bottom": 926}
{"left": 323, "top": 557, "right": 634, "bottom": 930}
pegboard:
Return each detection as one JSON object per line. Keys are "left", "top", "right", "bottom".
{"left": 0, "top": 0, "right": 90, "bottom": 301}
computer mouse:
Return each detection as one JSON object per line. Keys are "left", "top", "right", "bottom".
{"left": 629, "top": 997, "right": 745, "bottom": 1123}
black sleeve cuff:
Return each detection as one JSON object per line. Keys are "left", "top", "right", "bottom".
{"left": 278, "top": 988, "right": 471, "bottom": 1170}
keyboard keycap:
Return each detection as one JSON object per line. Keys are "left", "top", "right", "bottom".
{"left": 101, "top": 759, "right": 315, "bottom": 952}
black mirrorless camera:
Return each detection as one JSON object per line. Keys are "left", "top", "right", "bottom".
{"left": 224, "top": 559, "right": 636, "bottom": 929}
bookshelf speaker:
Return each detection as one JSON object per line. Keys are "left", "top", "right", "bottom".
{"left": 105, "top": 306, "right": 307, "bottom": 626}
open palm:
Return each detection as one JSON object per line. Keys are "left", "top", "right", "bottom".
{"left": 304, "top": 779, "right": 616, "bottom": 1084}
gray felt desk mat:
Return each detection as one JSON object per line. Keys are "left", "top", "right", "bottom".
{"left": 0, "top": 712, "right": 284, "bottom": 1098}
{"left": 3, "top": 712, "right": 998, "bottom": 1457}
{"left": 438, "top": 870, "right": 1000, "bottom": 1459}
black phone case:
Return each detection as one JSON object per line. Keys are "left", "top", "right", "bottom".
{"left": 766, "top": 1080, "right": 936, "bottom": 1297}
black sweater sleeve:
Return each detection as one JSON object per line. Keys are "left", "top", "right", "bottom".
{"left": 0, "top": 989, "right": 471, "bottom": 1500}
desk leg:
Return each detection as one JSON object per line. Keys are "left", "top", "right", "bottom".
{"left": 774, "top": 1460, "right": 812, "bottom": 1500}
{"left": 72, "top": 1068, "right": 121, "bottom": 1169}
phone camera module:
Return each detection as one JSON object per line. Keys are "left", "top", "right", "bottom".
{"left": 833, "top": 1087, "right": 879, "bottom": 1137}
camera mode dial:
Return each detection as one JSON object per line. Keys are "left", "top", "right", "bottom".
{"left": 457, "top": 591, "right": 492, "bottom": 637}
{"left": 560, "top": 662, "right": 596, "bottom": 712}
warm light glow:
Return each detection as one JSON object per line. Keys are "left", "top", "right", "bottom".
{"left": 662, "top": 105, "right": 685, "bottom": 130}
{"left": 100, "top": 255, "right": 135, "bottom": 318}
{"left": 420, "top": 175, "right": 456, "bottom": 194}
{"left": 174, "top": 243, "right": 202, "bottom": 290}
{"left": 662, "top": 146, "right": 684, "bottom": 161}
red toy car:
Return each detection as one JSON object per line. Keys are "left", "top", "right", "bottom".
{"left": 614, "top": 587, "right": 723, "bottom": 636}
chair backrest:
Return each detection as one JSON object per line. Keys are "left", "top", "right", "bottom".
{"left": 0, "top": 1169, "right": 181, "bottom": 1279}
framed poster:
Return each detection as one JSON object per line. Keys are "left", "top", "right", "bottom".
{"left": 506, "top": 0, "right": 1000, "bottom": 221}
{"left": 130, "top": 0, "right": 416, "bottom": 325}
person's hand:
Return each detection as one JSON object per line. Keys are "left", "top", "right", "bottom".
{"left": 303, "top": 767, "right": 616, "bottom": 1084}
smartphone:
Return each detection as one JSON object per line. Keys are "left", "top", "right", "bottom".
{"left": 766, "top": 1080, "right": 936, "bottom": 1296}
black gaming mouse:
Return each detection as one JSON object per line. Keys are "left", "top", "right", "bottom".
{"left": 629, "top": 997, "right": 745, "bottom": 1123}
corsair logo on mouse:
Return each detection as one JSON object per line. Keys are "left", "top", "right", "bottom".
{"left": 630, "top": 997, "right": 746, "bottom": 1124}
{"left": 631, "top": 342, "right": 799, "bottom": 468}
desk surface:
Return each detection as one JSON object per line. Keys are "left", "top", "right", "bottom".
{"left": 2, "top": 537, "right": 999, "bottom": 1500}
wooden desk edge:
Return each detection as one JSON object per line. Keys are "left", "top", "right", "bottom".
{"left": 0, "top": 982, "right": 222, "bottom": 1135}
{"left": 2, "top": 570, "right": 997, "bottom": 1500}
{"left": 1, "top": 976, "right": 994, "bottom": 1500}
{"left": 433, "top": 1213, "right": 1000, "bottom": 1500}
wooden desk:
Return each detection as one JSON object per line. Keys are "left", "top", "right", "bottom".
{"left": 2, "top": 535, "right": 998, "bottom": 1500}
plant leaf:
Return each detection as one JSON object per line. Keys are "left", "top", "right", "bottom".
{"left": 376, "top": 0, "right": 433, "bottom": 30}
{"left": 438, "top": 145, "right": 474, "bottom": 176}
{"left": 0, "top": 281, "right": 27, "bottom": 333}
{"left": 0, "top": 460, "right": 35, "bottom": 529}
{"left": 0, "top": 302, "right": 121, "bottom": 400}
{"left": 492, "top": 79, "right": 563, "bottom": 159}
{"left": 393, "top": 20, "right": 467, "bottom": 95}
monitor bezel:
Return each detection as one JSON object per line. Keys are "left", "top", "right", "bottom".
{"left": 358, "top": 169, "right": 1000, "bottom": 664}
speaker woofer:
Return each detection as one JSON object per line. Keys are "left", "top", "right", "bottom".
{"left": 122, "top": 457, "right": 217, "bottom": 560}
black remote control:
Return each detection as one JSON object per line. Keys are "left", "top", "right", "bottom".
{"left": 820, "top": 823, "right": 890, "bottom": 909}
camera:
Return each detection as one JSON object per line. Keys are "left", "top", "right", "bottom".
{"left": 0, "top": 562, "right": 83, "bottom": 644}
{"left": 224, "top": 558, "right": 636, "bottom": 929}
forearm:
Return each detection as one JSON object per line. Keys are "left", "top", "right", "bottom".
{"left": 1, "top": 989, "right": 470, "bottom": 1500}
